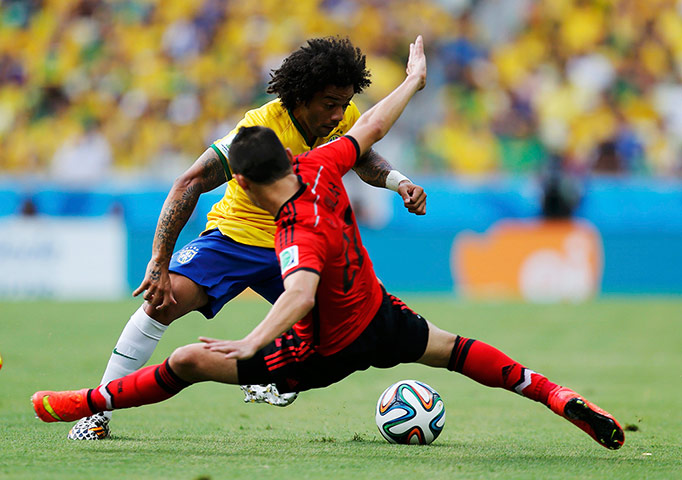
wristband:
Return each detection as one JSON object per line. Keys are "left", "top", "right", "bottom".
{"left": 386, "top": 170, "right": 411, "bottom": 192}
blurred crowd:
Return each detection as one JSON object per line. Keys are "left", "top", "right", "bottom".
{"left": 2, "top": 0, "right": 682, "bottom": 183}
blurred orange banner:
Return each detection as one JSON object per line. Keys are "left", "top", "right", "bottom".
{"left": 452, "top": 219, "right": 603, "bottom": 303}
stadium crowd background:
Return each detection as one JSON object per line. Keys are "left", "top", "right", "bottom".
{"left": 2, "top": 0, "right": 682, "bottom": 183}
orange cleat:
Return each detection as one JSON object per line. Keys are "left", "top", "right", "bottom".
{"left": 32, "top": 389, "right": 93, "bottom": 423}
{"left": 547, "top": 386, "right": 625, "bottom": 450}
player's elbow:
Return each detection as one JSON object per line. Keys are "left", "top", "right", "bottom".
{"left": 298, "top": 291, "right": 316, "bottom": 315}
{"left": 172, "top": 171, "right": 201, "bottom": 195}
{"left": 352, "top": 119, "right": 386, "bottom": 154}
{"left": 364, "top": 119, "right": 387, "bottom": 145}
{"left": 287, "top": 287, "right": 316, "bottom": 315}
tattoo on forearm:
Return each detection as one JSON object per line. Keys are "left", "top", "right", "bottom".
{"left": 353, "top": 149, "right": 393, "bottom": 188}
{"left": 153, "top": 155, "right": 224, "bottom": 259}
{"left": 156, "top": 185, "right": 199, "bottom": 255}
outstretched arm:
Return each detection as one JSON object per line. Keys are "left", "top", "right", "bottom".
{"left": 353, "top": 148, "right": 426, "bottom": 215}
{"left": 133, "top": 148, "right": 228, "bottom": 310}
{"left": 200, "top": 270, "right": 320, "bottom": 359}
{"left": 347, "top": 35, "right": 426, "bottom": 155}
{"left": 346, "top": 35, "right": 427, "bottom": 214}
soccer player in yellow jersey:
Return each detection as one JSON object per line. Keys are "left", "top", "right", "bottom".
{"left": 206, "top": 96, "right": 362, "bottom": 248}
{"left": 68, "top": 37, "right": 427, "bottom": 440}
{"left": 37, "top": 35, "right": 623, "bottom": 450}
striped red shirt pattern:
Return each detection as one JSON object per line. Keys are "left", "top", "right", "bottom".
{"left": 274, "top": 136, "right": 383, "bottom": 356}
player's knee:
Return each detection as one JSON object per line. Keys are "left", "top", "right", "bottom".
{"left": 169, "top": 344, "right": 204, "bottom": 379}
{"left": 143, "top": 303, "right": 177, "bottom": 326}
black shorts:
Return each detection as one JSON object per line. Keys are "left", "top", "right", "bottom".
{"left": 237, "top": 288, "right": 429, "bottom": 393}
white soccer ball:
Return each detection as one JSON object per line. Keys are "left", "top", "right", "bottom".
{"left": 375, "top": 379, "right": 445, "bottom": 445}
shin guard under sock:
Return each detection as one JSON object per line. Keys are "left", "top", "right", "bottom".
{"left": 89, "top": 359, "right": 191, "bottom": 412}
{"left": 448, "top": 336, "right": 557, "bottom": 404}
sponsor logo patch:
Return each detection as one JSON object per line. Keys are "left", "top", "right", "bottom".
{"left": 279, "top": 245, "right": 299, "bottom": 273}
{"left": 176, "top": 246, "right": 199, "bottom": 264}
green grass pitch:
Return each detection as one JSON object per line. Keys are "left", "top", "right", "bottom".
{"left": 1, "top": 297, "right": 681, "bottom": 479}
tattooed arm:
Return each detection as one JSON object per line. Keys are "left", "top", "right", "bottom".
{"left": 352, "top": 148, "right": 392, "bottom": 188}
{"left": 132, "top": 148, "right": 228, "bottom": 310}
{"left": 353, "top": 148, "right": 427, "bottom": 215}
{"left": 348, "top": 35, "right": 427, "bottom": 215}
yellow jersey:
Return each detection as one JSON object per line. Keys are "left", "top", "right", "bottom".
{"left": 207, "top": 99, "right": 361, "bottom": 248}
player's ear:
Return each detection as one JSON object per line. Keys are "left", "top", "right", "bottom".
{"left": 285, "top": 148, "right": 295, "bottom": 165}
{"left": 234, "top": 173, "right": 249, "bottom": 191}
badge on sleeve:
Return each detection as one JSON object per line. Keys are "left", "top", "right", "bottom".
{"left": 279, "top": 245, "right": 299, "bottom": 274}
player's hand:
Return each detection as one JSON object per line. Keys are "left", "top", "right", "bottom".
{"left": 199, "top": 336, "right": 258, "bottom": 360}
{"left": 132, "top": 259, "right": 177, "bottom": 310}
{"left": 406, "top": 35, "right": 427, "bottom": 91}
{"left": 397, "top": 181, "right": 427, "bottom": 215}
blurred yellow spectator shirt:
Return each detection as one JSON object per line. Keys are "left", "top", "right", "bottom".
{"left": 207, "top": 99, "right": 361, "bottom": 248}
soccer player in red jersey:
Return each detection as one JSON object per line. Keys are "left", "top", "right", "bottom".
{"left": 70, "top": 35, "right": 427, "bottom": 441}
{"left": 33, "top": 36, "right": 624, "bottom": 450}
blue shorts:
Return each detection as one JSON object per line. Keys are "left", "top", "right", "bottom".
{"left": 169, "top": 229, "right": 283, "bottom": 319}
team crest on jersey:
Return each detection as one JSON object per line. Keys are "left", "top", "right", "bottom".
{"left": 176, "top": 246, "right": 199, "bottom": 264}
{"left": 279, "top": 245, "right": 299, "bottom": 273}
{"left": 318, "top": 134, "right": 342, "bottom": 150}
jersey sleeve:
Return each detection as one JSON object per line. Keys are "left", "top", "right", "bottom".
{"left": 277, "top": 226, "right": 327, "bottom": 281}
{"left": 312, "top": 136, "right": 361, "bottom": 178}
{"left": 210, "top": 108, "right": 268, "bottom": 179}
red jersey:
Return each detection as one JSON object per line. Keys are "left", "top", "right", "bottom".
{"left": 274, "top": 136, "right": 383, "bottom": 355}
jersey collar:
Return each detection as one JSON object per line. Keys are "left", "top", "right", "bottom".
{"left": 288, "top": 109, "right": 316, "bottom": 148}
{"left": 275, "top": 181, "right": 307, "bottom": 221}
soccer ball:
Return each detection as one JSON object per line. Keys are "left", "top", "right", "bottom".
{"left": 375, "top": 379, "right": 445, "bottom": 445}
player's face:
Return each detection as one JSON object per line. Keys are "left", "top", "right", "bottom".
{"left": 295, "top": 85, "right": 355, "bottom": 140}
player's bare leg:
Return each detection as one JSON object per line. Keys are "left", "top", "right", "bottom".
{"left": 68, "top": 273, "right": 205, "bottom": 439}
{"left": 170, "top": 343, "right": 298, "bottom": 406}
{"left": 420, "top": 323, "right": 624, "bottom": 449}
{"left": 69, "top": 274, "right": 293, "bottom": 440}
{"left": 143, "top": 275, "right": 296, "bottom": 408}
{"left": 157, "top": 280, "right": 296, "bottom": 408}
{"left": 34, "top": 344, "right": 240, "bottom": 424}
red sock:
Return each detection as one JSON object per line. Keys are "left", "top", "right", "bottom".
{"left": 448, "top": 336, "right": 557, "bottom": 404}
{"left": 89, "top": 359, "right": 191, "bottom": 411}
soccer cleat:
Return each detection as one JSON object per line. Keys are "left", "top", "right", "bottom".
{"left": 547, "top": 386, "right": 625, "bottom": 450}
{"left": 31, "top": 389, "right": 93, "bottom": 423}
{"left": 240, "top": 384, "right": 298, "bottom": 407}
{"left": 67, "top": 412, "right": 111, "bottom": 440}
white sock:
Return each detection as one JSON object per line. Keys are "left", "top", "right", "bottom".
{"left": 97, "top": 305, "right": 168, "bottom": 419}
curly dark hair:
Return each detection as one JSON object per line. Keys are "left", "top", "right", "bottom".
{"left": 267, "top": 37, "right": 372, "bottom": 111}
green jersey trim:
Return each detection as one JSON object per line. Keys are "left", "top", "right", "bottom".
{"left": 210, "top": 144, "right": 233, "bottom": 181}
{"left": 288, "top": 109, "right": 315, "bottom": 148}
